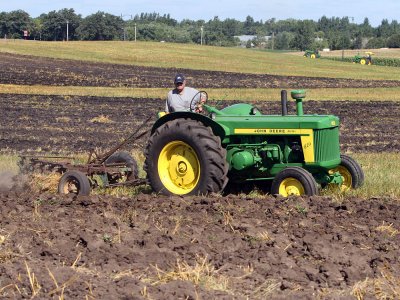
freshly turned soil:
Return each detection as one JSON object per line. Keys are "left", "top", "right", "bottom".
{"left": 1, "top": 52, "right": 399, "bottom": 299}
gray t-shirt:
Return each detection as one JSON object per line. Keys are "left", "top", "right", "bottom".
{"left": 166, "top": 87, "right": 201, "bottom": 113}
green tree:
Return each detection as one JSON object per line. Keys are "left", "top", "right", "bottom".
{"left": 0, "top": 10, "right": 32, "bottom": 39}
{"left": 203, "top": 16, "right": 236, "bottom": 46}
{"left": 184, "top": 20, "right": 205, "bottom": 44}
{"left": 377, "top": 19, "right": 392, "bottom": 37}
{"left": 77, "top": 12, "right": 123, "bottom": 40}
{"left": 274, "top": 31, "right": 294, "bottom": 50}
{"left": 39, "top": 9, "right": 81, "bottom": 41}
{"left": 366, "top": 37, "right": 387, "bottom": 48}
{"left": 387, "top": 34, "right": 400, "bottom": 48}
{"left": 243, "top": 15, "right": 257, "bottom": 35}
{"left": 221, "top": 18, "right": 242, "bottom": 37}
{"left": 134, "top": 23, "right": 191, "bottom": 43}
{"left": 31, "top": 18, "right": 43, "bottom": 40}
{"left": 245, "top": 39, "right": 253, "bottom": 48}
{"left": 360, "top": 18, "right": 374, "bottom": 37}
{"left": 317, "top": 16, "right": 330, "bottom": 33}
{"left": 353, "top": 33, "right": 363, "bottom": 49}
{"left": 291, "top": 20, "right": 315, "bottom": 50}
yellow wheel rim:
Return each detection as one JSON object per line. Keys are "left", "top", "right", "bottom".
{"left": 158, "top": 141, "right": 200, "bottom": 195}
{"left": 329, "top": 166, "right": 352, "bottom": 192}
{"left": 279, "top": 178, "right": 305, "bottom": 196}
{"left": 311, "top": 54, "right": 316, "bottom": 59}
{"left": 360, "top": 59, "right": 366, "bottom": 65}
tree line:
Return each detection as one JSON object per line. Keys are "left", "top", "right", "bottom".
{"left": 1, "top": 9, "right": 400, "bottom": 50}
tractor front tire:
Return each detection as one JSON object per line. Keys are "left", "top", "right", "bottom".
{"left": 144, "top": 119, "right": 228, "bottom": 196}
{"left": 329, "top": 154, "right": 364, "bottom": 191}
{"left": 58, "top": 170, "right": 91, "bottom": 196}
{"left": 271, "top": 167, "right": 318, "bottom": 197}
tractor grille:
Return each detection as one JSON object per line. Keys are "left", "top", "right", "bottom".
{"left": 314, "top": 127, "right": 340, "bottom": 162}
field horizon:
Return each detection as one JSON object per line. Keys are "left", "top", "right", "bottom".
{"left": 1, "top": 40, "right": 400, "bottom": 81}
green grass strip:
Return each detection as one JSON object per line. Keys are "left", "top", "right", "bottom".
{"left": 1, "top": 153, "right": 399, "bottom": 199}
{"left": 2, "top": 84, "right": 400, "bottom": 101}
{"left": 2, "top": 40, "right": 400, "bottom": 80}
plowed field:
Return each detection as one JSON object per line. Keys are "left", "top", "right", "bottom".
{"left": 1, "top": 94, "right": 399, "bottom": 154}
{"left": 0, "top": 188, "right": 399, "bottom": 299}
{"left": 0, "top": 53, "right": 399, "bottom": 299}
{"left": 1, "top": 52, "right": 400, "bottom": 88}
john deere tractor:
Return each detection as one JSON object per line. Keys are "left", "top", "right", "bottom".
{"left": 353, "top": 52, "right": 374, "bottom": 65}
{"left": 144, "top": 90, "right": 364, "bottom": 197}
{"left": 303, "top": 50, "right": 321, "bottom": 59}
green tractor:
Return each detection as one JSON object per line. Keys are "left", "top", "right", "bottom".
{"left": 144, "top": 90, "right": 364, "bottom": 197}
{"left": 303, "top": 50, "right": 321, "bottom": 59}
{"left": 353, "top": 51, "right": 374, "bottom": 65}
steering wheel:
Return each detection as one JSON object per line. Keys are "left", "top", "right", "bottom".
{"left": 190, "top": 91, "right": 208, "bottom": 113}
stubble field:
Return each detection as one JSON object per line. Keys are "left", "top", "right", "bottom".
{"left": 0, "top": 51, "right": 399, "bottom": 299}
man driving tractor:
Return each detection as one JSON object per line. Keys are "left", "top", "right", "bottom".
{"left": 165, "top": 74, "right": 205, "bottom": 113}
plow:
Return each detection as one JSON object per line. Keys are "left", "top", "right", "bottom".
{"left": 19, "top": 115, "right": 152, "bottom": 195}
{"left": 20, "top": 90, "right": 364, "bottom": 197}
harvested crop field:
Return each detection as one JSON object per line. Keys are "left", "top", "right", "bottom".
{"left": 0, "top": 94, "right": 399, "bottom": 154}
{"left": 2, "top": 52, "right": 400, "bottom": 88}
{"left": 1, "top": 53, "right": 400, "bottom": 299}
{"left": 0, "top": 187, "right": 399, "bottom": 299}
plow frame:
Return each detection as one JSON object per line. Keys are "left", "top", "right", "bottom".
{"left": 19, "top": 116, "right": 153, "bottom": 194}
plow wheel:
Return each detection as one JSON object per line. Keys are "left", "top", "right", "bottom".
{"left": 145, "top": 119, "right": 228, "bottom": 196}
{"left": 58, "top": 170, "right": 91, "bottom": 196}
{"left": 271, "top": 167, "right": 318, "bottom": 197}
{"left": 105, "top": 151, "right": 138, "bottom": 183}
{"left": 328, "top": 154, "right": 364, "bottom": 192}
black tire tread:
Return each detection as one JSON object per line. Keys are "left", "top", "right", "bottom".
{"left": 58, "top": 170, "right": 91, "bottom": 196}
{"left": 340, "top": 154, "right": 364, "bottom": 188}
{"left": 144, "top": 119, "right": 228, "bottom": 195}
{"left": 105, "top": 151, "right": 139, "bottom": 179}
{"left": 271, "top": 166, "right": 318, "bottom": 196}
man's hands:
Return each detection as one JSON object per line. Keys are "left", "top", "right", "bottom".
{"left": 195, "top": 98, "right": 206, "bottom": 113}
{"left": 194, "top": 92, "right": 207, "bottom": 113}
{"left": 190, "top": 91, "right": 208, "bottom": 113}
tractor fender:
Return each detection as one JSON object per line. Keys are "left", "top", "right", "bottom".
{"left": 151, "top": 111, "right": 227, "bottom": 141}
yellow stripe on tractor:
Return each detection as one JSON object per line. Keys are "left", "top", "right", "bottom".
{"left": 234, "top": 128, "right": 315, "bottom": 163}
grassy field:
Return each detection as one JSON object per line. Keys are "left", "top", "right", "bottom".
{"left": 2, "top": 40, "right": 400, "bottom": 81}
{"left": 1, "top": 40, "right": 400, "bottom": 101}
{"left": 2, "top": 84, "right": 400, "bottom": 101}
{"left": 307, "top": 48, "right": 400, "bottom": 59}
{"left": 1, "top": 153, "right": 399, "bottom": 199}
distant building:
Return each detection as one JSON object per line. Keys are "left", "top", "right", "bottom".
{"left": 234, "top": 35, "right": 271, "bottom": 47}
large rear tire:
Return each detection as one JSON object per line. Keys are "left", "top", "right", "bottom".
{"left": 328, "top": 154, "right": 364, "bottom": 191}
{"left": 271, "top": 167, "right": 318, "bottom": 197}
{"left": 144, "top": 119, "right": 228, "bottom": 196}
{"left": 58, "top": 170, "right": 91, "bottom": 196}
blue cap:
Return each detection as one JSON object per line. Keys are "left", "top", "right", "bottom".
{"left": 174, "top": 74, "right": 185, "bottom": 84}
